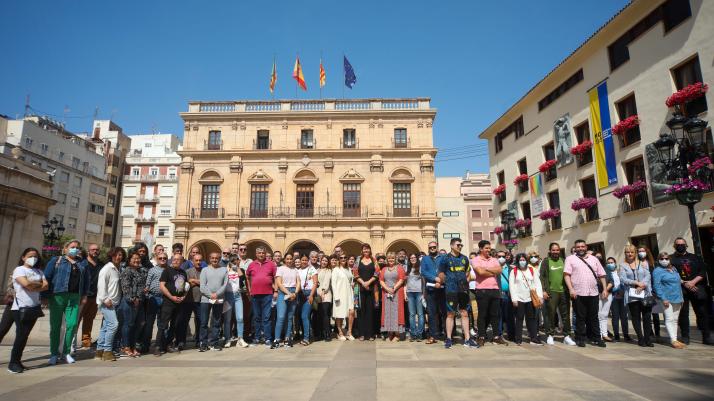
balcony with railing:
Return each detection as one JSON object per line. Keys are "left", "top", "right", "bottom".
{"left": 253, "top": 138, "right": 272, "bottom": 150}
{"left": 135, "top": 216, "right": 157, "bottom": 223}
{"left": 136, "top": 195, "right": 159, "bottom": 203}
{"left": 191, "top": 208, "right": 225, "bottom": 219}
{"left": 186, "top": 98, "right": 432, "bottom": 114}
{"left": 622, "top": 191, "right": 650, "bottom": 213}
{"left": 238, "top": 205, "right": 425, "bottom": 219}
{"left": 123, "top": 174, "right": 178, "bottom": 182}
{"left": 392, "top": 138, "right": 411, "bottom": 149}
{"left": 204, "top": 139, "right": 223, "bottom": 150}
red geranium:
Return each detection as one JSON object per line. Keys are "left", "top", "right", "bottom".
{"left": 513, "top": 174, "right": 529, "bottom": 185}
{"left": 538, "top": 159, "right": 557, "bottom": 173}
{"left": 570, "top": 140, "right": 593, "bottom": 155}
{"left": 666, "top": 82, "right": 709, "bottom": 107}
{"left": 494, "top": 226, "right": 504, "bottom": 235}
{"left": 612, "top": 115, "right": 640, "bottom": 136}
{"left": 492, "top": 184, "right": 506, "bottom": 195}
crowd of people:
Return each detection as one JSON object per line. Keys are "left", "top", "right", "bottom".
{"left": 2, "top": 236, "right": 712, "bottom": 374}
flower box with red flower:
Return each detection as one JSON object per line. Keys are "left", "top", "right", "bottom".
{"left": 513, "top": 174, "right": 528, "bottom": 185}
{"left": 666, "top": 82, "right": 709, "bottom": 108}
{"left": 492, "top": 184, "right": 506, "bottom": 196}
{"left": 539, "top": 208, "right": 561, "bottom": 220}
{"left": 666, "top": 178, "right": 711, "bottom": 205}
{"left": 613, "top": 180, "right": 647, "bottom": 199}
{"left": 514, "top": 218, "right": 531, "bottom": 229}
{"left": 612, "top": 115, "right": 640, "bottom": 136}
{"left": 502, "top": 239, "right": 519, "bottom": 248}
{"left": 538, "top": 159, "right": 557, "bottom": 173}
{"left": 570, "top": 140, "right": 593, "bottom": 155}
{"left": 571, "top": 197, "right": 598, "bottom": 211}
{"left": 494, "top": 226, "right": 504, "bottom": 235}
{"left": 688, "top": 156, "right": 712, "bottom": 175}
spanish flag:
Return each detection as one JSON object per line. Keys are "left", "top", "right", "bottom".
{"left": 319, "top": 59, "right": 326, "bottom": 88}
{"left": 293, "top": 56, "right": 307, "bottom": 91}
{"left": 269, "top": 59, "right": 277, "bottom": 94}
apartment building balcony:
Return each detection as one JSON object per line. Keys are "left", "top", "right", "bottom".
{"left": 136, "top": 195, "right": 159, "bottom": 203}
{"left": 238, "top": 205, "right": 426, "bottom": 220}
{"left": 123, "top": 174, "right": 178, "bottom": 182}
{"left": 134, "top": 216, "right": 157, "bottom": 223}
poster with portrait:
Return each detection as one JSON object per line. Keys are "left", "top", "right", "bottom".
{"left": 645, "top": 142, "right": 674, "bottom": 204}
{"left": 553, "top": 113, "right": 574, "bottom": 168}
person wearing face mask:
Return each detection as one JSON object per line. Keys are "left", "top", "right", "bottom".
{"left": 42, "top": 239, "right": 91, "bottom": 365}
{"left": 652, "top": 252, "right": 686, "bottom": 349}
{"left": 598, "top": 255, "right": 619, "bottom": 342}
{"left": 509, "top": 253, "right": 544, "bottom": 345}
{"left": 419, "top": 241, "right": 446, "bottom": 344}
{"left": 619, "top": 244, "right": 654, "bottom": 347}
{"left": 540, "top": 243, "right": 575, "bottom": 346}
{"left": 564, "top": 240, "right": 607, "bottom": 348}
{"left": 671, "top": 238, "right": 712, "bottom": 345}
{"left": 496, "top": 251, "right": 515, "bottom": 342}
{"left": 606, "top": 257, "right": 629, "bottom": 342}
{"left": 8, "top": 248, "right": 48, "bottom": 373}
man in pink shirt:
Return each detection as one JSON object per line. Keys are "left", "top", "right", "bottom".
{"left": 564, "top": 239, "right": 607, "bottom": 348}
{"left": 470, "top": 240, "right": 506, "bottom": 347}
{"left": 246, "top": 246, "right": 277, "bottom": 347}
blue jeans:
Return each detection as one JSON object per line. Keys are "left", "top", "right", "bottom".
{"left": 223, "top": 292, "right": 245, "bottom": 340}
{"left": 252, "top": 295, "right": 273, "bottom": 342}
{"left": 97, "top": 304, "right": 119, "bottom": 352}
{"left": 199, "top": 302, "right": 223, "bottom": 347}
{"left": 499, "top": 293, "right": 515, "bottom": 340}
{"left": 142, "top": 295, "right": 163, "bottom": 350}
{"left": 426, "top": 289, "right": 446, "bottom": 339}
{"left": 407, "top": 292, "right": 424, "bottom": 337}
{"left": 118, "top": 298, "right": 145, "bottom": 348}
{"left": 275, "top": 288, "right": 297, "bottom": 341}
{"left": 299, "top": 290, "right": 313, "bottom": 340}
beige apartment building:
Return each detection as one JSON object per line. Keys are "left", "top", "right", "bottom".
{"left": 480, "top": 0, "right": 713, "bottom": 261}
{"left": 461, "top": 172, "right": 497, "bottom": 253}
{"left": 173, "top": 98, "right": 439, "bottom": 257}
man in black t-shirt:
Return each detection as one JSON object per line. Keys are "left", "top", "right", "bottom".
{"left": 155, "top": 255, "right": 188, "bottom": 355}
{"left": 671, "top": 237, "right": 712, "bottom": 345}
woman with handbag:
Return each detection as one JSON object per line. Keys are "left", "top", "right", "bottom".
{"left": 9, "top": 248, "right": 48, "bottom": 373}
{"left": 509, "top": 253, "right": 544, "bottom": 346}
{"left": 316, "top": 255, "right": 334, "bottom": 342}
{"left": 652, "top": 252, "right": 686, "bottom": 349}
{"left": 619, "top": 244, "right": 654, "bottom": 347}
{"left": 598, "top": 257, "right": 619, "bottom": 342}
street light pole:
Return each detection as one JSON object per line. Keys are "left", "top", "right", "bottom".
{"left": 42, "top": 217, "right": 65, "bottom": 258}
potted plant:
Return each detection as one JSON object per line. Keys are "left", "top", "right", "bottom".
{"left": 513, "top": 174, "right": 529, "bottom": 192}
{"left": 665, "top": 178, "right": 711, "bottom": 205}
{"left": 570, "top": 140, "right": 593, "bottom": 165}
{"left": 666, "top": 82, "right": 709, "bottom": 111}
{"left": 539, "top": 159, "right": 557, "bottom": 181}
{"left": 571, "top": 197, "right": 598, "bottom": 211}
{"left": 613, "top": 180, "right": 647, "bottom": 199}
{"left": 539, "top": 208, "right": 561, "bottom": 220}
{"left": 492, "top": 184, "right": 506, "bottom": 195}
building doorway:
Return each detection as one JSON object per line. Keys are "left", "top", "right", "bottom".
{"left": 287, "top": 240, "right": 320, "bottom": 258}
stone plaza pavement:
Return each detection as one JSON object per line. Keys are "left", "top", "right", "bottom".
{"left": 1, "top": 316, "right": 713, "bottom": 401}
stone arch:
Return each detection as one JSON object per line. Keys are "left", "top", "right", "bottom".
{"left": 188, "top": 239, "right": 222, "bottom": 260}
{"left": 388, "top": 167, "right": 415, "bottom": 183}
{"left": 336, "top": 239, "right": 365, "bottom": 258}
{"left": 293, "top": 168, "right": 319, "bottom": 184}
{"left": 385, "top": 239, "right": 421, "bottom": 256}
{"left": 244, "top": 239, "right": 273, "bottom": 260}
{"left": 285, "top": 239, "right": 321, "bottom": 258}
{"left": 198, "top": 169, "right": 223, "bottom": 183}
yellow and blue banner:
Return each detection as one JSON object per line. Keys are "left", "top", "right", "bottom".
{"left": 588, "top": 81, "right": 618, "bottom": 190}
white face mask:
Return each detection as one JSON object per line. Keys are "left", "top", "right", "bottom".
{"left": 25, "top": 257, "right": 38, "bottom": 267}
{"left": 518, "top": 260, "right": 528, "bottom": 269}
{"left": 497, "top": 257, "right": 506, "bottom": 265}
{"left": 638, "top": 252, "right": 647, "bottom": 260}
{"left": 659, "top": 259, "right": 670, "bottom": 267}
{"left": 529, "top": 257, "right": 538, "bottom": 264}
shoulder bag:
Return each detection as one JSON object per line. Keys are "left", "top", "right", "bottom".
{"left": 578, "top": 256, "right": 603, "bottom": 294}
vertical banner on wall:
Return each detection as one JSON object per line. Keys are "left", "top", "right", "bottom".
{"left": 588, "top": 81, "right": 618, "bottom": 190}
{"left": 529, "top": 173, "right": 546, "bottom": 216}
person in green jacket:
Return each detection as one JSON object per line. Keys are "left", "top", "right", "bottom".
{"left": 540, "top": 242, "right": 575, "bottom": 346}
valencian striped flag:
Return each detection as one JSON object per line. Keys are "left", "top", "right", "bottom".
{"left": 269, "top": 59, "right": 277, "bottom": 94}
{"left": 293, "top": 56, "right": 307, "bottom": 91}
{"left": 588, "top": 81, "right": 618, "bottom": 189}
{"left": 319, "top": 59, "right": 326, "bottom": 88}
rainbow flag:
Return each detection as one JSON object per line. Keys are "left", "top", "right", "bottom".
{"left": 588, "top": 81, "right": 618, "bottom": 190}
{"left": 293, "top": 56, "right": 307, "bottom": 91}
{"left": 529, "top": 173, "right": 546, "bottom": 216}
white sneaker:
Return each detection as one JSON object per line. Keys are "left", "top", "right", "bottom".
{"left": 224, "top": 341, "right": 232, "bottom": 348}
{"left": 238, "top": 338, "right": 249, "bottom": 348}
{"left": 347, "top": 335, "right": 355, "bottom": 341}
{"left": 338, "top": 335, "right": 347, "bottom": 341}
{"left": 546, "top": 335, "right": 554, "bottom": 345}
{"left": 48, "top": 355, "right": 59, "bottom": 366}
{"left": 65, "top": 354, "right": 76, "bottom": 364}
{"left": 469, "top": 328, "right": 477, "bottom": 337}
{"left": 563, "top": 336, "right": 576, "bottom": 346}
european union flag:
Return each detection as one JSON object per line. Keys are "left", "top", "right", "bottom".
{"left": 344, "top": 56, "right": 356, "bottom": 89}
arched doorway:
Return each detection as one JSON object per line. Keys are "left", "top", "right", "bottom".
{"left": 385, "top": 239, "right": 420, "bottom": 257}
{"left": 337, "top": 239, "right": 364, "bottom": 258}
{"left": 286, "top": 240, "right": 320, "bottom": 258}
{"left": 244, "top": 240, "right": 273, "bottom": 260}
{"left": 189, "top": 240, "right": 222, "bottom": 260}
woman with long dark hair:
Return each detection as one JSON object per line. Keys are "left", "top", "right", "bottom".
{"left": 96, "top": 247, "right": 126, "bottom": 361}
{"left": 119, "top": 249, "right": 148, "bottom": 356}
{"left": 316, "top": 255, "right": 334, "bottom": 341}
{"left": 8, "top": 248, "right": 47, "bottom": 373}
{"left": 355, "top": 244, "right": 378, "bottom": 341}
{"left": 405, "top": 253, "right": 425, "bottom": 341}
{"left": 332, "top": 255, "right": 355, "bottom": 340}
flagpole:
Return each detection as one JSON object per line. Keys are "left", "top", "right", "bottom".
{"left": 342, "top": 52, "right": 345, "bottom": 100}
{"left": 272, "top": 54, "right": 276, "bottom": 100}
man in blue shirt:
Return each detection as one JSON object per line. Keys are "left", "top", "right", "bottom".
{"left": 438, "top": 238, "right": 479, "bottom": 349}
{"left": 420, "top": 241, "right": 446, "bottom": 344}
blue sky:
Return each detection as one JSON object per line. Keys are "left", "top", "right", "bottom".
{"left": 0, "top": 0, "right": 628, "bottom": 176}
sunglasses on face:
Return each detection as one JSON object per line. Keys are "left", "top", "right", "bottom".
{"left": 428, "top": 246, "right": 437, "bottom": 249}
{"left": 222, "top": 252, "right": 230, "bottom": 255}
{"left": 660, "top": 258, "right": 670, "bottom": 261}
{"left": 455, "top": 244, "right": 463, "bottom": 248}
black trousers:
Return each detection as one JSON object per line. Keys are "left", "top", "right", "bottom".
{"left": 177, "top": 302, "right": 200, "bottom": 345}
{"left": 157, "top": 300, "right": 183, "bottom": 351}
{"left": 11, "top": 310, "right": 39, "bottom": 365}
{"left": 514, "top": 301, "right": 538, "bottom": 342}
{"left": 357, "top": 288, "right": 375, "bottom": 339}
{"left": 574, "top": 295, "right": 599, "bottom": 342}
{"left": 319, "top": 302, "right": 332, "bottom": 338}
{"left": 0, "top": 303, "right": 14, "bottom": 342}
{"left": 628, "top": 301, "right": 653, "bottom": 344}
{"left": 678, "top": 290, "right": 711, "bottom": 341}
{"left": 475, "top": 289, "right": 501, "bottom": 338}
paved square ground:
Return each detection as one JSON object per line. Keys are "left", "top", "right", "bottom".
{"left": 1, "top": 317, "right": 713, "bottom": 401}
